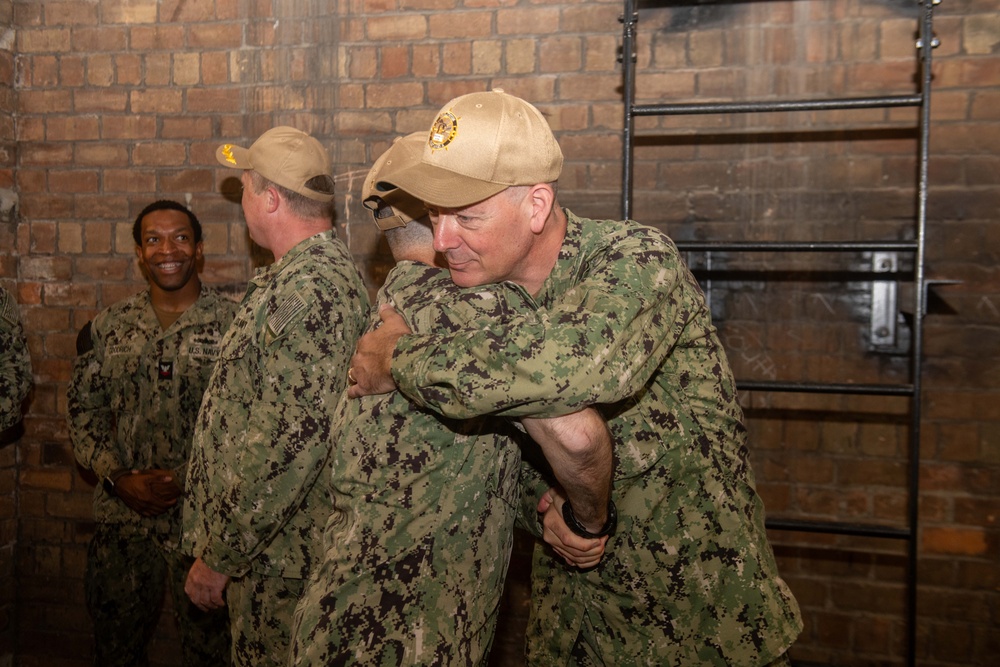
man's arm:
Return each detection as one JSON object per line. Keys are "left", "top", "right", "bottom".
{"left": 0, "top": 289, "right": 32, "bottom": 435}
{"left": 187, "top": 266, "right": 368, "bottom": 579}
{"left": 521, "top": 407, "right": 613, "bottom": 533}
{"left": 353, "top": 226, "right": 700, "bottom": 420}
{"left": 67, "top": 327, "right": 124, "bottom": 482}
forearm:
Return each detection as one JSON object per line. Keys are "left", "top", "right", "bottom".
{"left": 521, "top": 407, "right": 613, "bottom": 533}
{"left": 393, "top": 291, "right": 681, "bottom": 420}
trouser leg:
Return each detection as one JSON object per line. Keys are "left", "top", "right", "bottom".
{"left": 227, "top": 572, "right": 305, "bottom": 667}
{"left": 162, "top": 547, "right": 233, "bottom": 667}
{"left": 85, "top": 525, "right": 165, "bottom": 667}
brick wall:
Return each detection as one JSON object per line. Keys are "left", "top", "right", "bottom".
{"left": 8, "top": 0, "right": 999, "bottom": 665}
{"left": 1, "top": 0, "right": 17, "bottom": 661}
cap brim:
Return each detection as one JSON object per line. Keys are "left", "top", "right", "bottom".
{"left": 216, "top": 144, "right": 252, "bottom": 169}
{"left": 384, "top": 161, "right": 509, "bottom": 209}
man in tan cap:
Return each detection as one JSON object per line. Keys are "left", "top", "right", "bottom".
{"left": 288, "top": 133, "right": 611, "bottom": 666}
{"left": 348, "top": 90, "right": 803, "bottom": 666}
{"left": 181, "top": 126, "right": 370, "bottom": 667}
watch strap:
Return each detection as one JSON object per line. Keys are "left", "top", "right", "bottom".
{"left": 562, "top": 498, "right": 617, "bottom": 539}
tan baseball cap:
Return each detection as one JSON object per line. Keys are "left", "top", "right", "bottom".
{"left": 362, "top": 133, "right": 428, "bottom": 230}
{"left": 382, "top": 89, "right": 563, "bottom": 209}
{"left": 215, "top": 126, "right": 335, "bottom": 203}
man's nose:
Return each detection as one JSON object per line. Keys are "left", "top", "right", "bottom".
{"left": 432, "top": 215, "right": 459, "bottom": 253}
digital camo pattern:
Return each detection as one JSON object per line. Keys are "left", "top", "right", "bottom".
{"left": 68, "top": 286, "right": 237, "bottom": 543}
{"left": 182, "top": 231, "right": 368, "bottom": 663}
{"left": 0, "top": 286, "right": 31, "bottom": 432}
{"left": 227, "top": 574, "right": 306, "bottom": 667}
{"left": 290, "top": 261, "right": 526, "bottom": 667}
{"left": 394, "top": 211, "right": 803, "bottom": 665}
{"left": 67, "top": 285, "right": 236, "bottom": 667}
{"left": 85, "top": 524, "right": 231, "bottom": 667}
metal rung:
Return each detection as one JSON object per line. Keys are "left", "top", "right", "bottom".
{"left": 766, "top": 518, "right": 911, "bottom": 540}
{"left": 632, "top": 94, "right": 923, "bottom": 117}
{"left": 675, "top": 241, "right": 918, "bottom": 253}
{"left": 738, "top": 380, "right": 915, "bottom": 396}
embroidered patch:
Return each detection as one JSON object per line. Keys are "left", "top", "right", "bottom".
{"left": 429, "top": 110, "right": 459, "bottom": 151}
{"left": 107, "top": 344, "right": 136, "bottom": 356}
{"left": 221, "top": 144, "right": 238, "bottom": 165}
{"left": 158, "top": 360, "right": 173, "bottom": 379}
{"left": 187, "top": 345, "right": 221, "bottom": 358}
{"left": 267, "top": 292, "right": 307, "bottom": 337}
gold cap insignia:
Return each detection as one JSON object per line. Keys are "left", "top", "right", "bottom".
{"left": 429, "top": 111, "right": 459, "bottom": 151}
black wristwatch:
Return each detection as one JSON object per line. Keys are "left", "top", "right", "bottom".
{"left": 102, "top": 469, "right": 133, "bottom": 497}
{"left": 562, "top": 499, "right": 618, "bottom": 539}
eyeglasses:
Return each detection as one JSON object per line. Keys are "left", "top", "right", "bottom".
{"left": 362, "top": 195, "right": 408, "bottom": 230}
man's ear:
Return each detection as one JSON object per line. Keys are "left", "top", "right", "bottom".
{"left": 265, "top": 185, "right": 282, "bottom": 213}
{"left": 527, "top": 183, "right": 555, "bottom": 234}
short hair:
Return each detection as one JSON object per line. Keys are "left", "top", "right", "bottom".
{"left": 248, "top": 170, "right": 335, "bottom": 221}
{"left": 133, "top": 200, "right": 203, "bottom": 246}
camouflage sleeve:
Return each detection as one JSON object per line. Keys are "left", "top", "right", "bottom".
{"left": 67, "top": 318, "right": 124, "bottom": 479}
{"left": 195, "top": 270, "right": 367, "bottom": 577}
{"left": 392, "top": 229, "right": 695, "bottom": 419}
{"left": 0, "top": 288, "right": 32, "bottom": 432}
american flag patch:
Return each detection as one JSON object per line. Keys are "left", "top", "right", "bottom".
{"left": 267, "top": 292, "right": 307, "bottom": 337}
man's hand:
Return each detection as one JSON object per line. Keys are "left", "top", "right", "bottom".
{"left": 114, "top": 469, "right": 183, "bottom": 517}
{"left": 347, "top": 304, "right": 412, "bottom": 398}
{"left": 522, "top": 408, "right": 613, "bottom": 534}
{"left": 537, "top": 487, "right": 607, "bottom": 569}
{"left": 185, "top": 558, "right": 230, "bottom": 612}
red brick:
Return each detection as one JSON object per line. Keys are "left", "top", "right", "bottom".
{"left": 159, "top": 169, "right": 215, "bottom": 192}
{"left": 73, "top": 89, "right": 127, "bottom": 112}
{"left": 20, "top": 470, "right": 73, "bottom": 493}
{"left": 200, "top": 52, "right": 230, "bottom": 85}
{"left": 186, "top": 88, "right": 238, "bottom": 113}
{"left": 100, "top": 115, "right": 156, "bottom": 140}
{"left": 496, "top": 7, "right": 560, "bottom": 35}
{"left": 159, "top": 0, "right": 216, "bottom": 23}
{"left": 161, "top": 117, "right": 213, "bottom": 139}
{"left": 367, "top": 14, "right": 427, "bottom": 41}
{"left": 411, "top": 44, "right": 440, "bottom": 78}
{"left": 75, "top": 144, "right": 128, "bottom": 167}
{"left": 189, "top": 23, "right": 242, "bottom": 49}
{"left": 380, "top": 45, "right": 409, "bottom": 79}
{"left": 922, "top": 527, "right": 988, "bottom": 556}
{"left": 18, "top": 28, "right": 72, "bottom": 53}
{"left": 429, "top": 12, "right": 492, "bottom": 39}
{"left": 18, "top": 143, "right": 74, "bottom": 166}
{"left": 47, "top": 171, "right": 97, "bottom": 195}
{"left": 129, "top": 89, "right": 182, "bottom": 114}
{"left": 71, "top": 27, "right": 127, "bottom": 52}
{"left": 17, "top": 90, "right": 73, "bottom": 114}
{"left": 441, "top": 42, "right": 472, "bottom": 76}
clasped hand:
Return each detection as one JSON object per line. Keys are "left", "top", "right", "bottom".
{"left": 347, "top": 305, "right": 412, "bottom": 398}
{"left": 114, "top": 469, "right": 182, "bottom": 517}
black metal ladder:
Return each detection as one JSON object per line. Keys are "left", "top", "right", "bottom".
{"left": 619, "top": 1, "right": 941, "bottom": 665}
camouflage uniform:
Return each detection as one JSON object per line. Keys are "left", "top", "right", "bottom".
{"left": 289, "top": 261, "right": 527, "bottom": 667}
{"left": 0, "top": 286, "right": 31, "bottom": 438}
{"left": 391, "top": 211, "right": 803, "bottom": 666}
{"left": 182, "top": 230, "right": 369, "bottom": 667}
{"left": 67, "top": 285, "right": 236, "bottom": 667}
